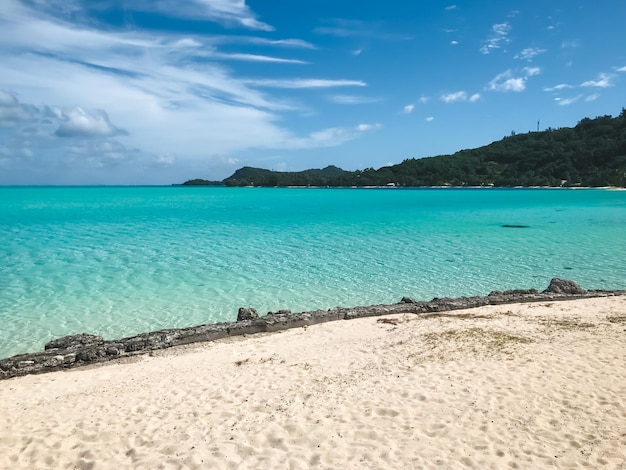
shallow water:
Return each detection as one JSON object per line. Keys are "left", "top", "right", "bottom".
{"left": 1, "top": 186, "right": 625, "bottom": 358}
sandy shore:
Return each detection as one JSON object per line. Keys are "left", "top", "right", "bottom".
{"left": 1, "top": 296, "right": 625, "bottom": 469}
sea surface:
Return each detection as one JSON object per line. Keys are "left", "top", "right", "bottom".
{"left": 1, "top": 186, "right": 625, "bottom": 358}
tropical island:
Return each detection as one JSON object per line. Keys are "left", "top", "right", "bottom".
{"left": 184, "top": 110, "right": 626, "bottom": 188}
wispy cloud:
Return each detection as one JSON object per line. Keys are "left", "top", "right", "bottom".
{"left": 445, "top": 5, "right": 457, "bottom": 10}
{"left": 618, "top": 66, "right": 626, "bottom": 72}
{"left": 329, "top": 95, "right": 379, "bottom": 105}
{"left": 283, "top": 123, "right": 381, "bottom": 149}
{"left": 0, "top": 0, "right": 375, "bottom": 182}
{"left": 402, "top": 104, "right": 415, "bottom": 114}
{"left": 514, "top": 47, "right": 547, "bottom": 61}
{"left": 208, "top": 36, "right": 317, "bottom": 49}
{"left": 480, "top": 22, "right": 511, "bottom": 54}
{"left": 314, "top": 19, "right": 370, "bottom": 37}
{"left": 419, "top": 96, "right": 430, "bottom": 104}
{"left": 425, "top": 116, "right": 435, "bottom": 122}
{"left": 585, "top": 93, "right": 600, "bottom": 102}
{"left": 213, "top": 53, "right": 308, "bottom": 64}
{"left": 314, "top": 18, "right": 410, "bottom": 41}
{"left": 132, "top": 0, "right": 275, "bottom": 31}
{"left": 441, "top": 91, "right": 480, "bottom": 103}
{"left": 581, "top": 73, "right": 614, "bottom": 88}
{"left": 247, "top": 79, "right": 367, "bottom": 89}
{"left": 543, "top": 83, "right": 573, "bottom": 92}
{"left": 555, "top": 95, "right": 582, "bottom": 106}
{"left": 243, "top": 38, "right": 317, "bottom": 49}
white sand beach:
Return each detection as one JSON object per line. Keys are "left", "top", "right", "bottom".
{"left": 1, "top": 296, "right": 625, "bottom": 469}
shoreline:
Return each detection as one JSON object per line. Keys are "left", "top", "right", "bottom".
{"left": 2, "top": 278, "right": 624, "bottom": 380}
{"left": 1, "top": 290, "right": 625, "bottom": 468}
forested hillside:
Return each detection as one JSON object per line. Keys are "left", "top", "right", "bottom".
{"left": 183, "top": 110, "right": 626, "bottom": 187}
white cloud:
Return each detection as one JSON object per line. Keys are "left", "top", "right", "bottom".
{"left": 555, "top": 95, "right": 582, "bottom": 106}
{"left": 441, "top": 91, "right": 479, "bottom": 103}
{"left": 450, "top": 40, "right": 459, "bottom": 45}
{"left": 585, "top": 93, "right": 600, "bottom": 102}
{"left": 514, "top": 48, "right": 546, "bottom": 61}
{"left": 356, "top": 123, "right": 381, "bottom": 132}
{"left": 445, "top": 5, "right": 457, "bottom": 10}
{"left": 0, "top": 0, "right": 376, "bottom": 181}
{"left": 403, "top": 104, "right": 415, "bottom": 113}
{"left": 54, "top": 107, "right": 127, "bottom": 138}
{"left": 247, "top": 79, "right": 367, "bottom": 89}
{"left": 442, "top": 92, "right": 480, "bottom": 103}
{"left": 425, "top": 116, "right": 434, "bottom": 122}
{"left": 618, "top": 66, "right": 626, "bottom": 72}
{"left": 441, "top": 91, "right": 467, "bottom": 103}
{"left": 488, "top": 68, "right": 539, "bottom": 93}
{"left": 488, "top": 71, "right": 525, "bottom": 92}
{"left": 418, "top": 96, "right": 430, "bottom": 104}
{"left": 497, "top": 78, "right": 525, "bottom": 92}
{"left": 352, "top": 48, "right": 363, "bottom": 56}
{"left": 480, "top": 22, "right": 511, "bottom": 54}
{"left": 581, "top": 73, "right": 614, "bottom": 88}
{"left": 523, "top": 67, "right": 541, "bottom": 77}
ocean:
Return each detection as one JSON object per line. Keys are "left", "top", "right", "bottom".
{"left": 1, "top": 186, "right": 625, "bottom": 358}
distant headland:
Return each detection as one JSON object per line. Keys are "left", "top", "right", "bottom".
{"left": 183, "top": 110, "right": 626, "bottom": 188}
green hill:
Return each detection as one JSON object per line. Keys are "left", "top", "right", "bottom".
{"left": 183, "top": 109, "right": 626, "bottom": 187}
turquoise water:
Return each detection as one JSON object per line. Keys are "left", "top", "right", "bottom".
{"left": 1, "top": 186, "right": 625, "bottom": 358}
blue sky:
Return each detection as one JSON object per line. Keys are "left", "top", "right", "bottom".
{"left": 1, "top": 1, "right": 625, "bottom": 184}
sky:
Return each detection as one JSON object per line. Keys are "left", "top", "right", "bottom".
{"left": 1, "top": 1, "right": 625, "bottom": 185}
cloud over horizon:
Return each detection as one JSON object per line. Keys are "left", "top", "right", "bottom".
{"left": 1, "top": 0, "right": 625, "bottom": 183}
{"left": 0, "top": 0, "right": 379, "bottom": 182}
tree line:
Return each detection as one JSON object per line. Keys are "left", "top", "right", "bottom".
{"left": 183, "top": 109, "right": 626, "bottom": 188}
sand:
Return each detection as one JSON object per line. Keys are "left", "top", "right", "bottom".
{"left": 1, "top": 296, "right": 625, "bottom": 469}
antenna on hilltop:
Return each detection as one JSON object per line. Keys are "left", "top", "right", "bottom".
{"left": 537, "top": 119, "right": 540, "bottom": 132}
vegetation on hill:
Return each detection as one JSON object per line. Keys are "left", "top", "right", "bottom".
{"left": 183, "top": 110, "right": 626, "bottom": 187}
